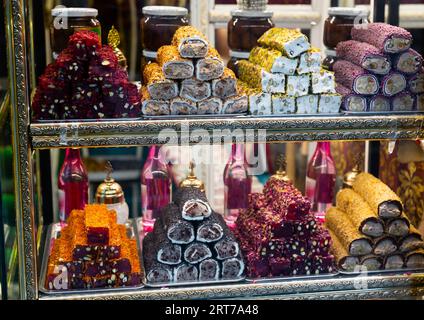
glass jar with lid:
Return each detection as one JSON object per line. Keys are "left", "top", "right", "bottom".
{"left": 228, "top": 10, "right": 274, "bottom": 53}
{"left": 50, "top": 7, "right": 101, "bottom": 60}
{"left": 322, "top": 49, "right": 338, "bottom": 71}
{"left": 324, "top": 7, "right": 369, "bottom": 50}
{"left": 141, "top": 6, "right": 189, "bottom": 52}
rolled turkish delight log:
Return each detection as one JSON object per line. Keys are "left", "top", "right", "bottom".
{"left": 161, "top": 204, "right": 195, "bottom": 245}
{"left": 199, "top": 259, "right": 220, "bottom": 281}
{"left": 141, "top": 86, "right": 170, "bottom": 116}
{"left": 336, "top": 40, "right": 391, "bottom": 75}
{"left": 373, "top": 236, "right": 398, "bottom": 256}
{"left": 352, "top": 173, "right": 403, "bottom": 219}
{"left": 297, "top": 48, "right": 322, "bottom": 74}
{"left": 184, "top": 242, "right": 212, "bottom": 264}
{"left": 369, "top": 95, "right": 390, "bottom": 112}
{"left": 351, "top": 22, "right": 412, "bottom": 54}
{"left": 221, "top": 255, "right": 245, "bottom": 279}
{"left": 238, "top": 60, "right": 286, "bottom": 94}
{"left": 385, "top": 217, "right": 410, "bottom": 238}
{"left": 287, "top": 75, "right": 310, "bottom": 97}
{"left": 258, "top": 27, "right": 311, "bottom": 58}
{"left": 409, "top": 69, "right": 424, "bottom": 93}
{"left": 175, "top": 187, "right": 212, "bottom": 221}
{"left": 336, "top": 84, "right": 368, "bottom": 112}
{"left": 416, "top": 94, "right": 424, "bottom": 111}
{"left": 381, "top": 72, "right": 407, "bottom": 97}
{"left": 143, "top": 62, "right": 178, "bottom": 100}
{"left": 172, "top": 26, "right": 209, "bottom": 59}
{"left": 222, "top": 95, "right": 248, "bottom": 114}
{"left": 272, "top": 94, "right": 296, "bottom": 114}
{"left": 170, "top": 97, "right": 197, "bottom": 115}
{"left": 296, "top": 95, "right": 319, "bottom": 114}
{"left": 196, "top": 48, "right": 225, "bottom": 81}
{"left": 405, "top": 249, "right": 424, "bottom": 269}
{"left": 211, "top": 68, "right": 237, "bottom": 99}
{"left": 394, "top": 49, "right": 423, "bottom": 75}
{"left": 157, "top": 45, "right": 194, "bottom": 80}
{"left": 336, "top": 189, "right": 384, "bottom": 238}
{"left": 311, "top": 70, "right": 336, "bottom": 94}
{"left": 143, "top": 233, "right": 174, "bottom": 284}
{"left": 249, "top": 46, "right": 297, "bottom": 74}
{"left": 180, "top": 78, "right": 211, "bottom": 102}
{"left": 391, "top": 91, "right": 415, "bottom": 111}
{"left": 325, "top": 207, "right": 373, "bottom": 256}
{"left": 360, "top": 255, "right": 383, "bottom": 271}
{"left": 198, "top": 97, "right": 223, "bottom": 115}
{"left": 173, "top": 263, "right": 199, "bottom": 282}
{"left": 196, "top": 212, "right": 225, "bottom": 243}
{"left": 333, "top": 60, "right": 379, "bottom": 95}
{"left": 249, "top": 91, "right": 272, "bottom": 115}
{"left": 319, "top": 94, "right": 342, "bottom": 114}
{"left": 399, "top": 226, "right": 424, "bottom": 253}
{"left": 329, "top": 230, "right": 359, "bottom": 272}
{"left": 384, "top": 253, "right": 404, "bottom": 270}
{"left": 214, "top": 230, "right": 240, "bottom": 260}
{"left": 152, "top": 219, "right": 182, "bottom": 265}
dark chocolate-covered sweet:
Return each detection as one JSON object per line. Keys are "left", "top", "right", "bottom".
{"left": 152, "top": 219, "right": 182, "bottom": 265}
{"left": 184, "top": 242, "right": 212, "bottom": 264}
{"left": 221, "top": 256, "right": 245, "bottom": 279}
{"left": 196, "top": 212, "right": 225, "bottom": 243}
{"left": 173, "top": 263, "right": 199, "bottom": 282}
{"left": 214, "top": 231, "right": 240, "bottom": 260}
{"left": 161, "top": 204, "right": 195, "bottom": 245}
{"left": 373, "top": 236, "right": 398, "bottom": 256}
{"left": 175, "top": 188, "right": 212, "bottom": 221}
{"left": 199, "top": 259, "right": 220, "bottom": 281}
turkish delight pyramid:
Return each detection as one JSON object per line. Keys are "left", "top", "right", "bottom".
{"left": 32, "top": 30, "right": 141, "bottom": 120}
{"left": 234, "top": 170, "right": 335, "bottom": 278}
{"left": 143, "top": 186, "right": 245, "bottom": 284}
{"left": 46, "top": 204, "right": 142, "bottom": 290}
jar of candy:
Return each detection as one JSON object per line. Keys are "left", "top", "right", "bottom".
{"left": 322, "top": 49, "right": 338, "bottom": 71}
{"left": 228, "top": 10, "right": 274, "bottom": 52}
{"left": 141, "top": 6, "right": 189, "bottom": 52}
{"left": 50, "top": 7, "right": 101, "bottom": 59}
{"left": 227, "top": 51, "right": 250, "bottom": 77}
{"left": 324, "top": 7, "right": 369, "bottom": 50}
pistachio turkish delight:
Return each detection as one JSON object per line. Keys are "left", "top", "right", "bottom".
{"left": 170, "top": 97, "right": 197, "bottom": 115}
{"left": 272, "top": 94, "right": 296, "bottom": 114}
{"left": 297, "top": 48, "right": 322, "bottom": 74}
{"left": 318, "top": 94, "right": 342, "bottom": 113}
{"left": 211, "top": 68, "right": 238, "bottom": 99}
{"left": 196, "top": 48, "right": 225, "bottom": 81}
{"left": 258, "top": 27, "right": 311, "bottom": 58}
{"left": 238, "top": 60, "right": 286, "bottom": 93}
{"left": 172, "top": 26, "right": 209, "bottom": 59}
{"left": 180, "top": 78, "right": 211, "bottom": 102}
{"left": 157, "top": 45, "right": 194, "bottom": 80}
{"left": 141, "top": 86, "right": 170, "bottom": 116}
{"left": 248, "top": 90, "right": 272, "bottom": 115}
{"left": 222, "top": 95, "right": 249, "bottom": 114}
{"left": 198, "top": 97, "right": 223, "bottom": 115}
{"left": 311, "top": 70, "right": 336, "bottom": 94}
{"left": 249, "top": 46, "right": 297, "bottom": 74}
{"left": 296, "top": 95, "right": 319, "bottom": 114}
{"left": 143, "top": 62, "right": 178, "bottom": 100}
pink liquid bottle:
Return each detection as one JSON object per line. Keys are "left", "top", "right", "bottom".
{"left": 58, "top": 148, "right": 89, "bottom": 223}
{"left": 141, "top": 146, "right": 172, "bottom": 232}
{"left": 305, "top": 142, "right": 336, "bottom": 222}
{"left": 224, "top": 143, "right": 252, "bottom": 227}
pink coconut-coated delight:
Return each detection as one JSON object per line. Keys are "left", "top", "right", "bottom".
{"left": 409, "top": 68, "right": 424, "bottom": 94}
{"left": 369, "top": 95, "right": 390, "bottom": 112}
{"left": 381, "top": 72, "right": 407, "bottom": 97}
{"left": 333, "top": 60, "right": 379, "bottom": 95}
{"left": 351, "top": 23, "right": 412, "bottom": 54}
{"left": 336, "top": 84, "right": 367, "bottom": 112}
{"left": 395, "top": 49, "right": 424, "bottom": 75}
{"left": 336, "top": 40, "right": 391, "bottom": 75}
{"left": 391, "top": 91, "right": 415, "bottom": 111}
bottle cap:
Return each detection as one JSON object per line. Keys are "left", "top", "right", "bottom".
{"left": 328, "top": 7, "right": 369, "bottom": 17}
{"left": 108, "top": 26, "right": 127, "bottom": 70}
{"left": 271, "top": 155, "right": 291, "bottom": 182}
{"left": 142, "top": 6, "right": 188, "bottom": 16}
{"left": 95, "top": 162, "right": 125, "bottom": 204}
{"left": 51, "top": 7, "right": 98, "bottom": 17}
{"left": 180, "top": 161, "right": 205, "bottom": 192}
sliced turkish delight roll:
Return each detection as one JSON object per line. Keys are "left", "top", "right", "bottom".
{"left": 145, "top": 260, "right": 173, "bottom": 284}
{"left": 384, "top": 253, "right": 404, "bottom": 270}
{"left": 328, "top": 230, "right": 360, "bottom": 272}
{"left": 360, "top": 255, "right": 383, "bottom": 271}
{"left": 173, "top": 263, "right": 199, "bottom": 282}
{"left": 373, "top": 236, "right": 398, "bottom": 256}
{"left": 416, "top": 94, "right": 424, "bottom": 111}
{"left": 405, "top": 249, "right": 424, "bottom": 269}
{"left": 196, "top": 212, "right": 225, "bottom": 243}
{"left": 180, "top": 78, "right": 211, "bottom": 102}
{"left": 392, "top": 91, "right": 415, "bottom": 111}
{"left": 196, "top": 48, "right": 225, "bottom": 81}
{"left": 352, "top": 173, "right": 403, "bottom": 219}
{"left": 157, "top": 45, "right": 194, "bottom": 80}
{"left": 214, "top": 231, "right": 240, "bottom": 260}
{"left": 143, "top": 62, "right": 178, "bottom": 100}
{"left": 381, "top": 72, "right": 407, "bottom": 97}
{"left": 311, "top": 70, "right": 336, "bottom": 94}
{"left": 351, "top": 22, "right": 412, "bottom": 54}
{"left": 287, "top": 75, "right": 310, "bottom": 97}
{"left": 258, "top": 27, "right": 311, "bottom": 58}
{"left": 184, "top": 242, "right": 212, "bottom": 264}
{"left": 250, "top": 91, "right": 272, "bottom": 115}
{"left": 336, "top": 189, "right": 384, "bottom": 238}
{"left": 221, "top": 255, "right": 245, "bottom": 279}
{"left": 245, "top": 252, "right": 270, "bottom": 278}
{"left": 199, "top": 259, "right": 220, "bottom": 281}
{"left": 296, "top": 95, "right": 319, "bottom": 114}
{"left": 249, "top": 46, "right": 297, "bottom": 74}
{"left": 141, "top": 86, "right": 170, "bottom": 116}
{"left": 212, "top": 68, "right": 237, "bottom": 99}
{"left": 386, "top": 217, "right": 410, "bottom": 238}
{"left": 175, "top": 187, "right": 212, "bottom": 221}
{"left": 369, "top": 95, "right": 390, "bottom": 112}
{"left": 272, "top": 94, "right": 296, "bottom": 114}
{"left": 319, "top": 94, "right": 342, "bottom": 113}
{"left": 336, "top": 84, "right": 368, "bottom": 112}
{"left": 336, "top": 40, "right": 391, "bottom": 75}
{"left": 222, "top": 95, "right": 248, "bottom": 114}
{"left": 172, "top": 26, "right": 209, "bottom": 59}
{"left": 198, "top": 97, "right": 223, "bottom": 114}
{"left": 238, "top": 60, "right": 286, "bottom": 93}
{"left": 325, "top": 207, "right": 373, "bottom": 256}
{"left": 399, "top": 226, "right": 424, "bottom": 253}
{"left": 333, "top": 60, "right": 379, "bottom": 95}
{"left": 170, "top": 97, "right": 197, "bottom": 115}
{"left": 269, "top": 257, "right": 291, "bottom": 276}
{"left": 297, "top": 48, "right": 322, "bottom": 74}
{"left": 151, "top": 219, "right": 182, "bottom": 265}
{"left": 394, "top": 49, "right": 423, "bottom": 75}
{"left": 161, "top": 204, "right": 195, "bottom": 245}
{"left": 408, "top": 69, "right": 424, "bottom": 93}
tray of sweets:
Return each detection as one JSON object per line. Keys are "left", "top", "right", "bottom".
{"left": 343, "top": 110, "right": 424, "bottom": 116}
{"left": 245, "top": 269, "right": 339, "bottom": 283}
{"left": 338, "top": 267, "right": 424, "bottom": 277}
{"left": 40, "top": 219, "right": 144, "bottom": 295}
{"left": 141, "top": 113, "right": 247, "bottom": 120}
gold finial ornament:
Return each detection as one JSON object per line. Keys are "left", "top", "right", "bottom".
{"left": 180, "top": 161, "right": 205, "bottom": 192}
{"left": 272, "top": 154, "right": 291, "bottom": 182}
{"left": 343, "top": 154, "right": 363, "bottom": 189}
{"left": 108, "top": 25, "right": 127, "bottom": 69}
{"left": 95, "top": 161, "right": 125, "bottom": 204}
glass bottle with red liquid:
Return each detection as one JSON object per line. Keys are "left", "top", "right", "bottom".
{"left": 305, "top": 142, "right": 336, "bottom": 222}
{"left": 58, "top": 148, "right": 89, "bottom": 223}
{"left": 141, "top": 146, "right": 172, "bottom": 232}
{"left": 224, "top": 143, "right": 252, "bottom": 227}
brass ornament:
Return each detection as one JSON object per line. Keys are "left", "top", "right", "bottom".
{"left": 108, "top": 25, "right": 127, "bottom": 69}
{"left": 272, "top": 154, "right": 291, "bottom": 182}
{"left": 180, "top": 161, "right": 205, "bottom": 192}
{"left": 95, "top": 161, "right": 125, "bottom": 204}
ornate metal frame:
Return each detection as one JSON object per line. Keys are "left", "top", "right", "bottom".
{"left": 5, "top": 0, "right": 424, "bottom": 300}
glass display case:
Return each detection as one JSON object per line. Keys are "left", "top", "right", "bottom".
{"left": 3, "top": 0, "right": 424, "bottom": 300}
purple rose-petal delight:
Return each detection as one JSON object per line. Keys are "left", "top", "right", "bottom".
{"left": 369, "top": 95, "right": 391, "bottom": 112}
{"left": 333, "top": 60, "right": 379, "bottom": 95}
{"left": 336, "top": 84, "right": 367, "bottom": 112}
{"left": 394, "top": 49, "right": 423, "bottom": 75}
{"left": 391, "top": 91, "right": 415, "bottom": 111}
{"left": 381, "top": 72, "right": 407, "bottom": 97}
{"left": 409, "top": 68, "right": 424, "bottom": 94}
